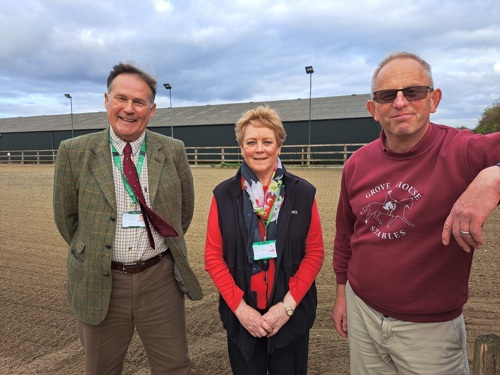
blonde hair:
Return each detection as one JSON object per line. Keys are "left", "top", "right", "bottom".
{"left": 235, "top": 105, "right": 287, "bottom": 146}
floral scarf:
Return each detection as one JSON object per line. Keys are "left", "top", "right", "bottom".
{"left": 241, "top": 158, "right": 285, "bottom": 274}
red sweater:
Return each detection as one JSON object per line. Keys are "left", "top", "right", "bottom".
{"left": 334, "top": 123, "right": 500, "bottom": 322}
{"left": 205, "top": 196, "right": 324, "bottom": 312}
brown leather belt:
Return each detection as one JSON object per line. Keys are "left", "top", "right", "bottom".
{"left": 111, "top": 249, "right": 170, "bottom": 274}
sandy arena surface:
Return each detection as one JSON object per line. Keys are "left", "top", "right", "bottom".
{"left": 1, "top": 165, "right": 499, "bottom": 374}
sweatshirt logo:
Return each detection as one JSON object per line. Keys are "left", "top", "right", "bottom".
{"left": 361, "top": 190, "right": 415, "bottom": 229}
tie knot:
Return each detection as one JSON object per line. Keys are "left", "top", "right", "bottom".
{"left": 124, "top": 143, "right": 132, "bottom": 157}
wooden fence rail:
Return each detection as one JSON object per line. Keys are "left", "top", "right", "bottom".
{"left": 0, "top": 149, "right": 58, "bottom": 164}
{"left": 0, "top": 143, "right": 367, "bottom": 165}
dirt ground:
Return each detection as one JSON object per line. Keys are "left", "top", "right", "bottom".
{"left": 1, "top": 165, "right": 499, "bottom": 375}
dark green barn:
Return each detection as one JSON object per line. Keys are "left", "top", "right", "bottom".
{"left": 0, "top": 94, "right": 381, "bottom": 163}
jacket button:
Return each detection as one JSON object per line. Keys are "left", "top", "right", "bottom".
{"left": 106, "top": 244, "right": 112, "bottom": 249}
{"left": 103, "top": 272, "right": 110, "bottom": 277}
{"left": 110, "top": 216, "right": 116, "bottom": 221}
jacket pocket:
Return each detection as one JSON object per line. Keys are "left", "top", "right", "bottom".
{"left": 70, "top": 240, "right": 86, "bottom": 263}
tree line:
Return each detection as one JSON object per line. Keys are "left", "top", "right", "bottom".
{"left": 458, "top": 101, "right": 500, "bottom": 134}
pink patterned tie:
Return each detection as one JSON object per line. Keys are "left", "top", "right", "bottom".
{"left": 123, "top": 143, "right": 178, "bottom": 249}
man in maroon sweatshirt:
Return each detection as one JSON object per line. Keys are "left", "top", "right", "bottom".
{"left": 331, "top": 51, "right": 500, "bottom": 374}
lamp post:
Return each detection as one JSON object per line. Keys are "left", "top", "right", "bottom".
{"left": 305, "top": 66, "right": 314, "bottom": 165}
{"left": 64, "top": 93, "right": 74, "bottom": 138}
{"left": 163, "top": 83, "right": 174, "bottom": 138}
{"left": 304, "top": 66, "right": 314, "bottom": 145}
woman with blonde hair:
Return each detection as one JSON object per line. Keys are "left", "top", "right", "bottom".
{"left": 205, "top": 105, "right": 324, "bottom": 374}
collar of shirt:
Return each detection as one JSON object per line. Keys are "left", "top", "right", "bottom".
{"left": 109, "top": 127, "right": 146, "bottom": 156}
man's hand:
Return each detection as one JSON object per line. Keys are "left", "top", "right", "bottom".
{"left": 442, "top": 166, "right": 500, "bottom": 251}
{"left": 331, "top": 284, "right": 348, "bottom": 338}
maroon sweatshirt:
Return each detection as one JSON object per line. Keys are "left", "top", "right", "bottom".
{"left": 334, "top": 123, "right": 500, "bottom": 322}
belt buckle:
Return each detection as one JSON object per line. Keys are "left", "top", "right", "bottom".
{"left": 121, "top": 263, "right": 131, "bottom": 273}
{"left": 121, "top": 261, "right": 140, "bottom": 274}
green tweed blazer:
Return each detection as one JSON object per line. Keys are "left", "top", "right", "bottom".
{"left": 53, "top": 128, "right": 202, "bottom": 325}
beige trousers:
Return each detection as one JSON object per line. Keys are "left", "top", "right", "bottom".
{"left": 77, "top": 255, "right": 190, "bottom": 375}
{"left": 346, "top": 282, "right": 469, "bottom": 375}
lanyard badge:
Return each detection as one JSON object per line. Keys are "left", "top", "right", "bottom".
{"left": 122, "top": 211, "right": 146, "bottom": 228}
{"left": 252, "top": 240, "right": 277, "bottom": 260}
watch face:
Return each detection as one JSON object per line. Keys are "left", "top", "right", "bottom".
{"left": 282, "top": 301, "right": 293, "bottom": 316}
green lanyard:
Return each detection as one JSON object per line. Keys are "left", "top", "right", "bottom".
{"left": 110, "top": 137, "right": 146, "bottom": 205}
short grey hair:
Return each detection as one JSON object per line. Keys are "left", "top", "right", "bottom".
{"left": 371, "top": 52, "right": 434, "bottom": 95}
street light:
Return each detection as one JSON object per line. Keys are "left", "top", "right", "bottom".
{"left": 305, "top": 66, "right": 314, "bottom": 145}
{"left": 163, "top": 83, "right": 174, "bottom": 138}
{"left": 64, "top": 93, "right": 74, "bottom": 138}
{"left": 305, "top": 66, "right": 314, "bottom": 165}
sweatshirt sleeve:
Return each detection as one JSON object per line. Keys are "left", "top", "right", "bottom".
{"left": 333, "top": 169, "right": 356, "bottom": 285}
{"left": 204, "top": 196, "right": 244, "bottom": 312}
{"left": 288, "top": 199, "right": 325, "bottom": 304}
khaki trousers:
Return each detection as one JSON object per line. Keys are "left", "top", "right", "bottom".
{"left": 346, "top": 282, "right": 469, "bottom": 375}
{"left": 77, "top": 255, "right": 190, "bottom": 375}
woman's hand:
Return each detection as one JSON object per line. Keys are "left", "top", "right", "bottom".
{"left": 234, "top": 300, "right": 273, "bottom": 338}
{"left": 262, "top": 303, "right": 290, "bottom": 337}
{"left": 263, "top": 293, "right": 296, "bottom": 337}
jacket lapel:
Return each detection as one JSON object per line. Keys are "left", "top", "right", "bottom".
{"left": 145, "top": 131, "right": 163, "bottom": 203}
{"left": 89, "top": 129, "right": 116, "bottom": 209}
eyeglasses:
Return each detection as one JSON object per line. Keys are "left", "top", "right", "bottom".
{"left": 372, "top": 86, "right": 433, "bottom": 104}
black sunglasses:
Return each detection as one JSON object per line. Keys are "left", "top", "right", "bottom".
{"left": 372, "top": 86, "right": 433, "bottom": 104}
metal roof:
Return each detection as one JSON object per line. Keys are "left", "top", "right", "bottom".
{"left": 0, "top": 94, "right": 371, "bottom": 133}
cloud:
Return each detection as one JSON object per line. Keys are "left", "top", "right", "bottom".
{"left": 0, "top": 0, "right": 499, "bottom": 129}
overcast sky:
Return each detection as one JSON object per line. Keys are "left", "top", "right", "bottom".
{"left": 1, "top": 0, "right": 499, "bottom": 128}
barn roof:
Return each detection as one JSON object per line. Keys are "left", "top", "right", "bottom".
{"left": 0, "top": 94, "right": 371, "bottom": 133}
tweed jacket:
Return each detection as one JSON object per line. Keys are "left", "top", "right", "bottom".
{"left": 53, "top": 128, "right": 202, "bottom": 325}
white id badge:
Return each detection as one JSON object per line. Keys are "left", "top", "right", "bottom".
{"left": 123, "top": 211, "right": 146, "bottom": 228}
{"left": 252, "top": 240, "right": 277, "bottom": 260}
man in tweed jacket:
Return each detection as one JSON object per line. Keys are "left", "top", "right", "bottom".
{"left": 53, "top": 63, "right": 202, "bottom": 375}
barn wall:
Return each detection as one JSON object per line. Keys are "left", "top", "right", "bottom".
{"left": 0, "top": 117, "right": 381, "bottom": 151}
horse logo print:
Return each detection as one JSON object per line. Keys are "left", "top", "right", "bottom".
{"left": 361, "top": 190, "right": 415, "bottom": 228}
